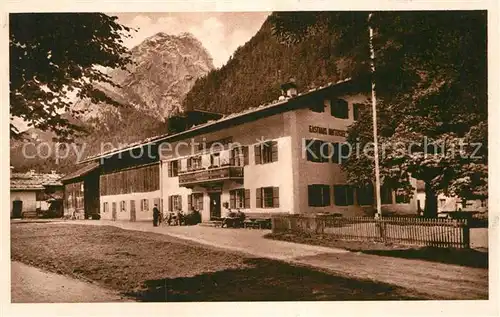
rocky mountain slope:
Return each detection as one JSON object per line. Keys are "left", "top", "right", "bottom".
{"left": 11, "top": 32, "right": 214, "bottom": 173}
{"left": 74, "top": 32, "right": 214, "bottom": 121}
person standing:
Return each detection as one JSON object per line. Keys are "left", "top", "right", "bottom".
{"left": 153, "top": 204, "right": 160, "bottom": 227}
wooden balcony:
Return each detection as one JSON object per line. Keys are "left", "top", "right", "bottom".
{"left": 178, "top": 166, "right": 244, "bottom": 187}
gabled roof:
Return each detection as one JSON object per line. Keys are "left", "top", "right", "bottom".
{"left": 80, "top": 77, "right": 355, "bottom": 164}
{"left": 10, "top": 172, "right": 63, "bottom": 191}
{"left": 60, "top": 162, "right": 99, "bottom": 182}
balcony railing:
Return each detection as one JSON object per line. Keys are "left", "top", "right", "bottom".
{"left": 178, "top": 165, "right": 244, "bottom": 187}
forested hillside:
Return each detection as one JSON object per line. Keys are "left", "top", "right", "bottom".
{"left": 183, "top": 14, "right": 358, "bottom": 114}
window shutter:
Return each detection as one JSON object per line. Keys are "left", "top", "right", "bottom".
{"left": 230, "top": 149, "right": 235, "bottom": 166}
{"left": 319, "top": 141, "right": 330, "bottom": 163}
{"left": 230, "top": 191, "right": 236, "bottom": 209}
{"left": 271, "top": 141, "right": 278, "bottom": 162}
{"left": 244, "top": 189, "right": 250, "bottom": 208}
{"left": 332, "top": 143, "right": 340, "bottom": 164}
{"left": 168, "top": 196, "right": 172, "bottom": 212}
{"left": 254, "top": 144, "right": 261, "bottom": 164}
{"left": 256, "top": 188, "right": 262, "bottom": 208}
{"left": 353, "top": 103, "right": 360, "bottom": 120}
{"left": 243, "top": 146, "right": 249, "bottom": 166}
{"left": 347, "top": 186, "right": 354, "bottom": 205}
{"left": 323, "top": 185, "right": 331, "bottom": 206}
{"left": 198, "top": 194, "right": 204, "bottom": 210}
{"left": 179, "top": 195, "right": 183, "bottom": 211}
{"left": 273, "top": 187, "right": 280, "bottom": 208}
{"left": 307, "top": 185, "right": 315, "bottom": 207}
{"left": 188, "top": 194, "right": 192, "bottom": 211}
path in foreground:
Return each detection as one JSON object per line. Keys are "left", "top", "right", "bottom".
{"left": 11, "top": 223, "right": 423, "bottom": 301}
{"left": 65, "top": 220, "right": 489, "bottom": 300}
{"left": 11, "top": 261, "right": 128, "bottom": 303}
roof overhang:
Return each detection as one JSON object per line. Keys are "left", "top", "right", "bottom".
{"left": 60, "top": 162, "right": 100, "bottom": 183}
{"left": 79, "top": 77, "right": 365, "bottom": 164}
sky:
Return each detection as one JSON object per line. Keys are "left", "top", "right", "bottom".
{"left": 111, "top": 12, "right": 271, "bottom": 68}
{"left": 12, "top": 12, "right": 270, "bottom": 132}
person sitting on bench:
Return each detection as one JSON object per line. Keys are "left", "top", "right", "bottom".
{"left": 234, "top": 209, "right": 245, "bottom": 228}
{"left": 221, "top": 210, "right": 237, "bottom": 228}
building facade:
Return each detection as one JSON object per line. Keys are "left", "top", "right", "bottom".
{"left": 81, "top": 78, "right": 419, "bottom": 223}
{"left": 10, "top": 170, "right": 63, "bottom": 218}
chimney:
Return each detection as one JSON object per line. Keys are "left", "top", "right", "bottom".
{"left": 280, "top": 78, "right": 298, "bottom": 98}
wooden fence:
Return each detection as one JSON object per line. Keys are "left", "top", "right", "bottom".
{"left": 272, "top": 215, "right": 470, "bottom": 248}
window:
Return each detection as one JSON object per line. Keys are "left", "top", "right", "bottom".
{"left": 188, "top": 193, "right": 204, "bottom": 211}
{"left": 120, "top": 200, "right": 126, "bottom": 212}
{"left": 380, "top": 184, "right": 393, "bottom": 205}
{"left": 395, "top": 189, "right": 410, "bottom": 204}
{"left": 231, "top": 146, "right": 249, "bottom": 166}
{"left": 256, "top": 187, "right": 279, "bottom": 208}
{"left": 255, "top": 141, "right": 278, "bottom": 164}
{"left": 353, "top": 103, "right": 362, "bottom": 120}
{"left": 332, "top": 142, "right": 350, "bottom": 164}
{"left": 187, "top": 156, "right": 202, "bottom": 170}
{"left": 141, "top": 199, "right": 149, "bottom": 212}
{"left": 67, "top": 195, "right": 73, "bottom": 209}
{"left": 356, "top": 184, "right": 374, "bottom": 206}
{"left": 305, "top": 139, "right": 330, "bottom": 163}
{"left": 103, "top": 202, "right": 109, "bottom": 213}
{"left": 481, "top": 199, "right": 487, "bottom": 208}
{"left": 76, "top": 196, "right": 83, "bottom": 209}
{"left": 168, "top": 195, "right": 182, "bottom": 211}
{"left": 310, "top": 99, "right": 325, "bottom": 113}
{"left": 168, "top": 160, "right": 178, "bottom": 177}
{"left": 210, "top": 153, "right": 220, "bottom": 167}
{"left": 230, "top": 189, "right": 250, "bottom": 209}
{"left": 334, "top": 185, "right": 354, "bottom": 206}
{"left": 112, "top": 202, "right": 117, "bottom": 213}
{"left": 308, "top": 185, "right": 331, "bottom": 207}
{"left": 194, "top": 193, "right": 204, "bottom": 210}
{"left": 331, "top": 98, "right": 349, "bottom": 119}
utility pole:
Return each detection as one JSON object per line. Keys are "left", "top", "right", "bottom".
{"left": 368, "top": 13, "right": 382, "bottom": 219}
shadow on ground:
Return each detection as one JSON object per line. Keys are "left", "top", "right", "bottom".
{"left": 356, "top": 247, "right": 488, "bottom": 269}
{"left": 126, "top": 258, "right": 424, "bottom": 301}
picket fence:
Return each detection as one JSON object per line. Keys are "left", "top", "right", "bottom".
{"left": 271, "top": 215, "right": 470, "bottom": 248}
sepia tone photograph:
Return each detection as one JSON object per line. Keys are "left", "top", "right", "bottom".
{"left": 5, "top": 4, "right": 495, "bottom": 313}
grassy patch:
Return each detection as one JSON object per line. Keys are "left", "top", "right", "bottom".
{"left": 11, "top": 223, "right": 424, "bottom": 301}
{"left": 265, "top": 231, "right": 488, "bottom": 269}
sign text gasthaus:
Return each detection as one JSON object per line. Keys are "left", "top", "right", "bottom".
{"left": 308, "top": 125, "right": 347, "bottom": 137}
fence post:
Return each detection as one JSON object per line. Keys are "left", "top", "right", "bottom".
{"left": 462, "top": 219, "right": 470, "bottom": 248}
{"left": 376, "top": 218, "right": 386, "bottom": 242}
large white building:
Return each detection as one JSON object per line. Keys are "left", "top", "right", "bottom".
{"left": 77, "top": 78, "right": 419, "bottom": 222}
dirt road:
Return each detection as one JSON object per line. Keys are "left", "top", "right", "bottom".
{"left": 11, "top": 261, "right": 130, "bottom": 303}
{"left": 59, "top": 220, "right": 489, "bottom": 300}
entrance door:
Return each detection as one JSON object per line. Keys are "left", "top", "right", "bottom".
{"left": 12, "top": 200, "right": 22, "bottom": 219}
{"left": 112, "top": 202, "right": 117, "bottom": 221}
{"left": 130, "top": 200, "right": 136, "bottom": 222}
{"left": 209, "top": 192, "right": 221, "bottom": 220}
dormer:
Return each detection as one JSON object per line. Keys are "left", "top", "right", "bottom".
{"left": 280, "top": 78, "right": 298, "bottom": 98}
